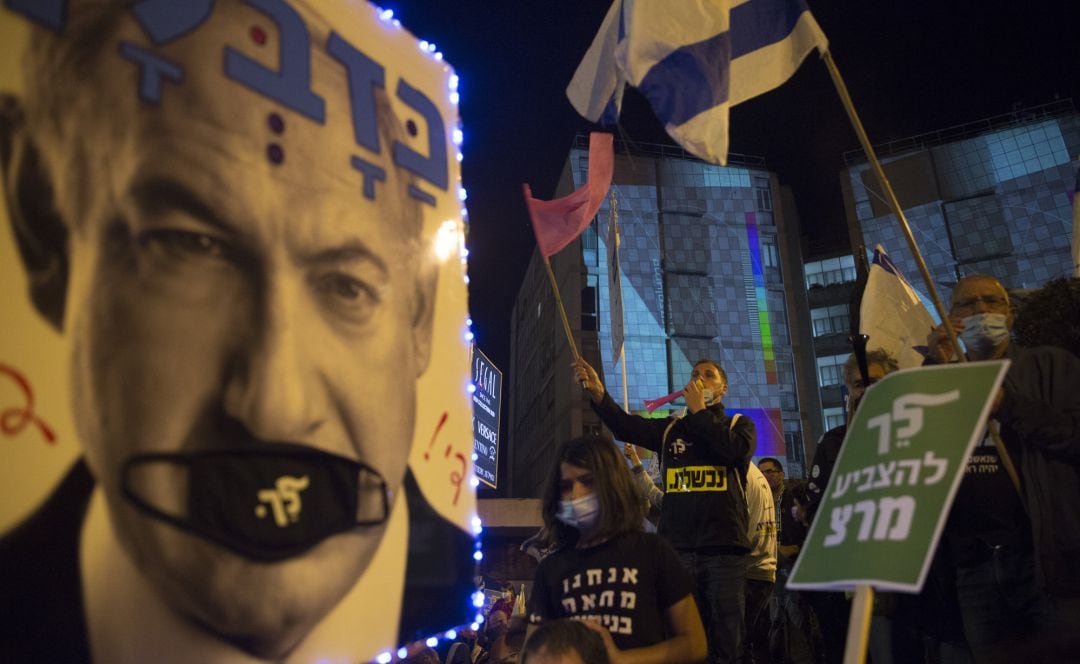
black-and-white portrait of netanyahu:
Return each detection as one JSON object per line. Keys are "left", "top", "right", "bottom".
{"left": 0, "top": 2, "right": 476, "bottom": 661}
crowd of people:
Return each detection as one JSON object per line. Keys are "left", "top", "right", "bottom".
{"left": 505, "top": 273, "right": 1079, "bottom": 664}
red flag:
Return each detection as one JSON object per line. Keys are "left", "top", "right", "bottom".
{"left": 524, "top": 132, "right": 614, "bottom": 260}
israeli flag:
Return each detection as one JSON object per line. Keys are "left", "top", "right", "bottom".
{"left": 568, "top": 0, "right": 828, "bottom": 165}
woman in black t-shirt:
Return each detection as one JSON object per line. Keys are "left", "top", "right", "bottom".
{"left": 526, "top": 435, "right": 707, "bottom": 664}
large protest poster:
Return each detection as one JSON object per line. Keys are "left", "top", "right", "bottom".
{"left": 0, "top": 2, "right": 476, "bottom": 661}
{"left": 789, "top": 361, "right": 1009, "bottom": 592}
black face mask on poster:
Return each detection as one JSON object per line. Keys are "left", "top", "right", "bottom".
{"left": 120, "top": 442, "right": 390, "bottom": 562}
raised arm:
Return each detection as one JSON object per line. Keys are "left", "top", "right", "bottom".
{"left": 574, "top": 358, "right": 671, "bottom": 452}
{"left": 626, "top": 443, "right": 664, "bottom": 510}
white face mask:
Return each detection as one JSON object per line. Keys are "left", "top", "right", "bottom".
{"left": 958, "top": 313, "right": 1010, "bottom": 356}
{"left": 702, "top": 389, "right": 714, "bottom": 405}
{"left": 555, "top": 494, "right": 600, "bottom": 531}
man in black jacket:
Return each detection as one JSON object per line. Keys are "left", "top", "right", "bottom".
{"left": 574, "top": 357, "right": 756, "bottom": 664}
{"left": 926, "top": 274, "right": 1080, "bottom": 661}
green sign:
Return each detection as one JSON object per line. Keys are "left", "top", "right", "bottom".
{"left": 788, "top": 361, "right": 1009, "bottom": 592}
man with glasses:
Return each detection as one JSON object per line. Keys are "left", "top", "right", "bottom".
{"left": 757, "top": 457, "right": 815, "bottom": 663}
{"left": 758, "top": 459, "right": 805, "bottom": 562}
{"left": 927, "top": 274, "right": 1080, "bottom": 661}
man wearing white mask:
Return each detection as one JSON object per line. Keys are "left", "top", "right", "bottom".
{"left": 574, "top": 357, "right": 756, "bottom": 664}
{"left": 927, "top": 274, "right": 1080, "bottom": 662}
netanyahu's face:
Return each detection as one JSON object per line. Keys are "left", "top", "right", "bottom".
{"left": 19, "top": 3, "right": 435, "bottom": 656}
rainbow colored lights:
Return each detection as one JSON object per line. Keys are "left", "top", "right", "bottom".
{"left": 744, "top": 213, "right": 777, "bottom": 384}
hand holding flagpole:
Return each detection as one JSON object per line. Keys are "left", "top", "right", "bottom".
{"left": 572, "top": 357, "right": 605, "bottom": 403}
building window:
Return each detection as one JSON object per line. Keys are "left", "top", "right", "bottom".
{"left": 823, "top": 406, "right": 845, "bottom": 431}
{"left": 762, "top": 240, "right": 779, "bottom": 268}
{"left": 816, "top": 354, "right": 847, "bottom": 388}
{"left": 581, "top": 278, "right": 598, "bottom": 332}
{"left": 755, "top": 187, "right": 772, "bottom": 212}
{"left": 583, "top": 221, "right": 599, "bottom": 267}
{"left": 767, "top": 290, "right": 790, "bottom": 344}
{"left": 810, "top": 304, "right": 850, "bottom": 337}
{"left": 805, "top": 255, "right": 856, "bottom": 288}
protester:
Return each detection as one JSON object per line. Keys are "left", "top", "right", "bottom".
{"left": 800, "top": 349, "right": 900, "bottom": 664}
{"left": 474, "top": 606, "right": 527, "bottom": 664}
{"left": 758, "top": 458, "right": 816, "bottom": 664}
{"left": 744, "top": 462, "right": 778, "bottom": 664}
{"left": 0, "top": 2, "right": 472, "bottom": 660}
{"left": 802, "top": 350, "right": 900, "bottom": 523}
{"left": 521, "top": 618, "right": 611, "bottom": 664}
{"left": 758, "top": 459, "right": 806, "bottom": 564}
{"left": 527, "top": 435, "right": 707, "bottom": 664}
{"left": 628, "top": 443, "right": 776, "bottom": 663}
{"left": 488, "top": 581, "right": 518, "bottom": 619}
{"left": 574, "top": 357, "right": 755, "bottom": 664}
{"left": 927, "top": 274, "right": 1080, "bottom": 662}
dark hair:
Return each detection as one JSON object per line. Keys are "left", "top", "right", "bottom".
{"left": 842, "top": 348, "right": 899, "bottom": 387}
{"left": 1014, "top": 277, "right": 1080, "bottom": 357}
{"left": 521, "top": 619, "right": 610, "bottom": 664}
{"left": 692, "top": 358, "right": 727, "bottom": 384}
{"left": 758, "top": 457, "right": 783, "bottom": 473}
{"left": 540, "top": 435, "right": 642, "bottom": 549}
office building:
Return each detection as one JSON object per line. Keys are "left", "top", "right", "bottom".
{"left": 508, "top": 137, "right": 816, "bottom": 497}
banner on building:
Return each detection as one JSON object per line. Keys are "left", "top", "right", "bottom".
{"left": 471, "top": 345, "right": 503, "bottom": 489}
{"left": 788, "top": 361, "right": 1009, "bottom": 592}
{"left": 0, "top": 2, "right": 475, "bottom": 661}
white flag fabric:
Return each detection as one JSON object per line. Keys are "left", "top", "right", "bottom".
{"left": 567, "top": 0, "right": 828, "bottom": 165}
{"left": 859, "top": 246, "right": 937, "bottom": 369}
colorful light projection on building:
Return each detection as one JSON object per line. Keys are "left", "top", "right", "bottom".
{"left": 731, "top": 407, "right": 785, "bottom": 457}
{"left": 744, "top": 212, "right": 777, "bottom": 384}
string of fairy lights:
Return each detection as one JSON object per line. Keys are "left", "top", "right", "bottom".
{"left": 373, "top": 5, "right": 487, "bottom": 662}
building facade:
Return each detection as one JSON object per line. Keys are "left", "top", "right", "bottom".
{"left": 802, "top": 253, "right": 858, "bottom": 439}
{"left": 793, "top": 100, "right": 1080, "bottom": 448}
{"left": 508, "top": 137, "right": 815, "bottom": 498}
{"left": 841, "top": 100, "right": 1079, "bottom": 301}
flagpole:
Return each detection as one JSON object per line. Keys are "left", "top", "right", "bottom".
{"left": 843, "top": 586, "right": 874, "bottom": 664}
{"left": 820, "top": 50, "right": 1021, "bottom": 493}
{"left": 543, "top": 258, "right": 581, "bottom": 361}
{"left": 821, "top": 51, "right": 957, "bottom": 352}
{"left": 610, "top": 191, "right": 630, "bottom": 411}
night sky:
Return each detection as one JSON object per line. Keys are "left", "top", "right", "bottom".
{"left": 389, "top": 0, "right": 1079, "bottom": 378}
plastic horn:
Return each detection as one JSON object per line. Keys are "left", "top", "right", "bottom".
{"left": 643, "top": 389, "right": 684, "bottom": 413}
